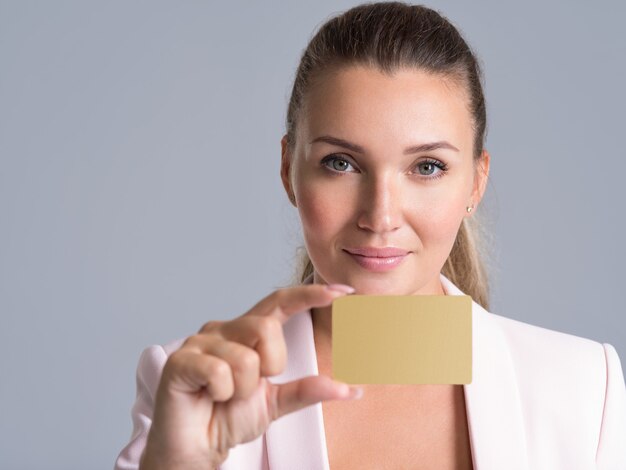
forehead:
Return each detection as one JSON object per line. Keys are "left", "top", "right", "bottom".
{"left": 300, "top": 65, "right": 473, "bottom": 153}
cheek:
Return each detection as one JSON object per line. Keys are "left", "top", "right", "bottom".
{"left": 296, "top": 186, "right": 340, "bottom": 271}
{"left": 408, "top": 186, "right": 467, "bottom": 247}
{"left": 297, "top": 183, "right": 346, "bottom": 239}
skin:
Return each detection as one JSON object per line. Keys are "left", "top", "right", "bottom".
{"left": 139, "top": 64, "right": 489, "bottom": 470}
{"left": 140, "top": 285, "right": 362, "bottom": 470}
{"left": 280, "top": 64, "right": 490, "bottom": 347}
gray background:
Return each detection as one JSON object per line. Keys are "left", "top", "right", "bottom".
{"left": 1, "top": 1, "right": 624, "bottom": 468}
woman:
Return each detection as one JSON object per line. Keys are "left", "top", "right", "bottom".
{"left": 115, "top": 3, "right": 626, "bottom": 469}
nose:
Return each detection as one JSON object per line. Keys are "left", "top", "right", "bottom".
{"left": 357, "top": 173, "right": 403, "bottom": 234}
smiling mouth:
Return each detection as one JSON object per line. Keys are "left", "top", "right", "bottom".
{"left": 343, "top": 247, "right": 411, "bottom": 257}
{"left": 342, "top": 249, "right": 409, "bottom": 272}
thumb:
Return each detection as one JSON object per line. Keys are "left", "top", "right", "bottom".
{"left": 268, "top": 375, "right": 363, "bottom": 422}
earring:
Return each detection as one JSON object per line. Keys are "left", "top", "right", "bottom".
{"left": 466, "top": 205, "right": 474, "bottom": 213}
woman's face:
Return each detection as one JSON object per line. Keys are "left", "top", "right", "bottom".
{"left": 281, "top": 65, "right": 489, "bottom": 295}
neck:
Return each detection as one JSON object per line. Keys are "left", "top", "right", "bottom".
{"left": 311, "top": 303, "right": 333, "bottom": 347}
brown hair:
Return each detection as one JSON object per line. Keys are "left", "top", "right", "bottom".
{"left": 284, "top": 2, "right": 494, "bottom": 310}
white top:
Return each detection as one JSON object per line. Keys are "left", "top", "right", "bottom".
{"left": 114, "top": 273, "right": 626, "bottom": 470}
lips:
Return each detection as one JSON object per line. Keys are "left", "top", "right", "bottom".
{"left": 343, "top": 247, "right": 409, "bottom": 272}
{"left": 343, "top": 246, "right": 410, "bottom": 257}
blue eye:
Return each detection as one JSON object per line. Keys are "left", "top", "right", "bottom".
{"left": 321, "top": 155, "right": 356, "bottom": 173}
{"left": 416, "top": 159, "right": 449, "bottom": 179}
{"left": 320, "top": 154, "right": 449, "bottom": 180}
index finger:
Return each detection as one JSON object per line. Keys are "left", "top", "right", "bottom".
{"left": 244, "top": 283, "right": 355, "bottom": 323}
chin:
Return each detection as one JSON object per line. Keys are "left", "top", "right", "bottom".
{"left": 344, "top": 274, "right": 409, "bottom": 295}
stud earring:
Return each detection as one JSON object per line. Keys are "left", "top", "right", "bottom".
{"left": 466, "top": 205, "right": 474, "bottom": 213}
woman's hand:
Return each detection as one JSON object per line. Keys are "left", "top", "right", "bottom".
{"left": 139, "top": 283, "right": 362, "bottom": 470}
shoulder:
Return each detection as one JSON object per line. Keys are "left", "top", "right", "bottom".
{"left": 488, "top": 310, "right": 605, "bottom": 363}
{"left": 135, "top": 336, "right": 189, "bottom": 382}
{"left": 487, "top": 310, "right": 621, "bottom": 426}
{"left": 486, "top": 310, "right": 609, "bottom": 388}
{"left": 486, "top": 310, "right": 626, "bottom": 462}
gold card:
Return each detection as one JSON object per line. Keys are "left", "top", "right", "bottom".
{"left": 331, "top": 295, "right": 472, "bottom": 385}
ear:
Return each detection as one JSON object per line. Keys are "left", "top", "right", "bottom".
{"left": 280, "top": 134, "right": 297, "bottom": 207}
{"left": 469, "top": 149, "right": 490, "bottom": 214}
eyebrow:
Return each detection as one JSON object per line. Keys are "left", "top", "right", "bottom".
{"left": 309, "top": 135, "right": 459, "bottom": 154}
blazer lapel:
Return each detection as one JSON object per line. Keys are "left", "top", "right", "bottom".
{"left": 440, "top": 274, "right": 530, "bottom": 469}
{"left": 265, "top": 273, "right": 530, "bottom": 470}
{"left": 265, "top": 304, "right": 330, "bottom": 470}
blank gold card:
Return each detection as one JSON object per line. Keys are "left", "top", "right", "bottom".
{"left": 331, "top": 295, "right": 472, "bottom": 385}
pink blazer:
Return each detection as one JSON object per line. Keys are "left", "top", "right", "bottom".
{"left": 114, "top": 273, "right": 626, "bottom": 469}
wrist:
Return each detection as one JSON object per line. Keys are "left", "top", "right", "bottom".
{"left": 138, "top": 443, "right": 227, "bottom": 470}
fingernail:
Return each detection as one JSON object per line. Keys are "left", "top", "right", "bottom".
{"left": 326, "top": 284, "right": 355, "bottom": 294}
{"left": 347, "top": 386, "right": 364, "bottom": 399}
{"left": 337, "top": 383, "right": 350, "bottom": 395}
{"left": 335, "top": 382, "right": 363, "bottom": 399}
